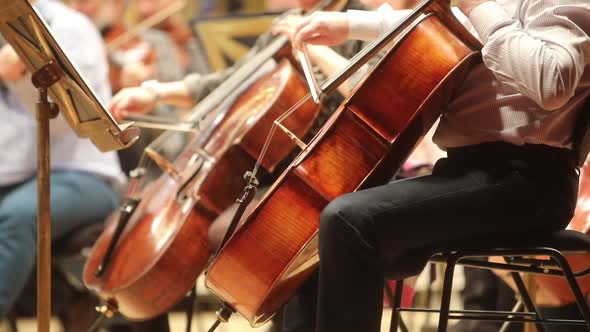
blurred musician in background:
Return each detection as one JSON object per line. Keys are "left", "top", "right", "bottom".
{"left": 69, "top": 0, "right": 187, "bottom": 175}
{"left": 68, "top": 0, "right": 184, "bottom": 92}
{"left": 136, "top": 0, "right": 210, "bottom": 75}
{"left": 108, "top": 0, "right": 367, "bottom": 124}
{"left": 0, "top": 0, "right": 124, "bottom": 329}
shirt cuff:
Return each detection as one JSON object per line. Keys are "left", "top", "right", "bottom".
{"left": 347, "top": 9, "right": 384, "bottom": 41}
{"left": 183, "top": 73, "right": 202, "bottom": 103}
{"left": 468, "top": 1, "right": 511, "bottom": 44}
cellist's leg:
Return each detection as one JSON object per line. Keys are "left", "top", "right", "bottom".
{"left": 44, "top": 171, "right": 118, "bottom": 239}
{"left": 0, "top": 171, "right": 118, "bottom": 318}
{"left": 283, "top": 271, "right": 319, "bottom": 332}
{"left": 314, "top": 150, "right": 577, "bottom": 332}
{"left": 0, "top": 182, "right": 35, "bottom": 318}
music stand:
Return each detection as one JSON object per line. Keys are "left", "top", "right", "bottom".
{"left": 0, "top": 1, "right": 140, "bottom": 331}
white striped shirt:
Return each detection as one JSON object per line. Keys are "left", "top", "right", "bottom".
{"left": 0, "top": 0, "right": 125, "bottom": 186}
{"left": 347, "top": 0, "right": 590, "bottom": 149}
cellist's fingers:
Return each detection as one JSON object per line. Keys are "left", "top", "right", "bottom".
{"left": 292, "top": 12, "right": 349, "bottom": 48}
{"left": 108, "top": 93, "right": 129, "bottom": 122}
{"left": 0, "top": 45, "right": 27, "bottom": 81}
{"left": 109, "top": 87, "right": 155, "bottom": 121}
{"left": 271, "top": 15, "right": 304, "bottom": 41}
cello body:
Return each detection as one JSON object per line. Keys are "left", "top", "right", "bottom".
{"left": 205, "top": 5, "right": 481, "bottom": 326}
{"left": 83, "top": 59, "right": 320, "bottom": 320}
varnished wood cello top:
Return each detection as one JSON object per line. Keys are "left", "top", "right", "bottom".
{"left": 206, "top": 0, "right": 481, "bottom": 325}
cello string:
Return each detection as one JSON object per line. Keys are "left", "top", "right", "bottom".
{"left": 124, "top": 112, "right": 195, "bottom": 125}
{"left": 317, "top": 0, "right": 436, "bottom": 97}
{"left": 250, "top": 93, "right": 312, "bottom": 179}
{"left": 182, "top": 0, "right": 339, "bottom": 124}
{"left": 131, "top": 121, "right": 201, "bottom": 133}
{"left": 249, "top": 2, "right": 436, "bottom": 179}
{"left": 130, "top": 1, "right": 346, "bottom": 186}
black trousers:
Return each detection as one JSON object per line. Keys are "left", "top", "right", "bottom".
{"left": 282, "top": 142, "right": 579, "bottom": 332}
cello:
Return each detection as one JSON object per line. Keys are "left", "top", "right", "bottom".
{"left": 83, "top": 1, "right": 348, "bottom": 320}
{"left": 205, "top": 0, "right": 481, "bottom": 326}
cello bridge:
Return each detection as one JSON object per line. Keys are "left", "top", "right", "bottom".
{"left": 274, "top": 121, "right": 307, "bottom": 150}
{"left": 145, "top": 147, "right": 180, "bottom": 181}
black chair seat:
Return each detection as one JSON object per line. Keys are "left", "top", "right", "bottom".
{"left": 437, "top": 229, "right": 590, "bottom": 254}
{"left": 389, "top": 229, "right": 590, "bottom": 332}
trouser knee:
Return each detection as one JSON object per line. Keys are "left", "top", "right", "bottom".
{"left": 319, "top": 194, "right": 375, "bottom": 252}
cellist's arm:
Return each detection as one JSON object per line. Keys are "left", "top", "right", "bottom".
{"left": 109, "top": 80, "right": 192, "bottom": 120}
{"left": 0, "top": 45, "right": 26, "bottom": 82}
{"left": 307, "top": 45, "right": 353, "bottom": 96}
{"left": 291, "top": 4, "right": 471, "bottom": 47}
{"left": 109, "top": 60, "right": 244, "bottom": 120}
{"left": 109, "top": 32, "right": 276, "bottom": 120}
{"left": 463, "top": 0, "right": 590, "bottom": 110}
{"left": 347, "top": 5, "right": 411, "bottom": 41}
{"left": 273, "top": 15, "right": 362, "bottom": 96}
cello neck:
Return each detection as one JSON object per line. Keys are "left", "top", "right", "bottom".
{"left": 187, "top": 35, "right": 291, "bottom": 123}
{"left": 186, "top": 0, "right": 346, "bottom": 124}
{"left": 320, "top": 0, "right": 481, "bottom": 96}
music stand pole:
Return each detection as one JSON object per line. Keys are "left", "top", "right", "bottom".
{"left": 32, "top": 62, "right": 62, "bottom": 332}
{"left": 0, "top": 1, "right": 141, "bottom": 327}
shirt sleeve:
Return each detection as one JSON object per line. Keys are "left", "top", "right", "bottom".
{"left": 347, "top": 4, "right": 470, "bottom": 40}
{"left": 469, "top": 0, "right": 590, "bottom": 110}
{"left": 347, "top": 4, "right": 409, "bottom": 41}
{"left": 184, "top": 31, "right": 275, "bottom": 104}
{"left": 184, "top": 70, "right": 236, "bottom": 105}
{"left": 141, "top": 29, "right": 184, "bottom": 82}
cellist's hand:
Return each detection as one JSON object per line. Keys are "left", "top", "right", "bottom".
{"left": 120, "top": 62, "right": 156, "bottom": 89}
{"left": 278, "top": 11, "right": 349, "bottom": 49}
{"left": 272, "top": 15, "right": 305, "bottom": 41}
{"left": 0, "top": 45, "right": 26, "bottom": 81}
{"left": 109, "top": 86, "right": 156, "bottom": 121}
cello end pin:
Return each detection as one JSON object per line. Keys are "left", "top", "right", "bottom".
{"left": 95, "top": 300, "right": 118, "bottom": 319}
{"left": 215, "top": 305, "right": 233, "bottom": 323}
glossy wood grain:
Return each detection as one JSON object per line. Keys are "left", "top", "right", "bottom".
{"left": 206, "top": 11, "right": 481, "bottom": 326}
{"left": 83, "top": 59, "right": 320, "bottom": 320}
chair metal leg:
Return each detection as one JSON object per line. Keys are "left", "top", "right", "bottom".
{"left": 499, "top": 300, "right": 523, "bottom": 332}
{"left": 399, "top": 317, "right": 409, "bottom": 332}
{"left": 9, "top": 318, "right": 18, "bottom": 332}
{"left": 389, "top": 280, "right": 405, "bottom": 332}
{"left": 186, "top": 286, "right": 197, "bottom": 332}
{"left": 547, "top": 249, "right": 590, "bottom": 329}
{"left": 510, "top": 272, "right": 547, "bottom": 332}
{"left": 437, "top": 255, "right": 459, "bottom": 332}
